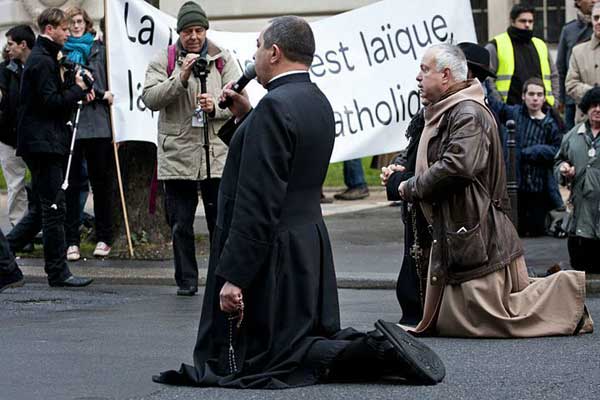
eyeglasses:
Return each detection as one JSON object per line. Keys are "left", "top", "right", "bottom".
{"left": 71, "top": 19, "right": 85, "bottom": 26}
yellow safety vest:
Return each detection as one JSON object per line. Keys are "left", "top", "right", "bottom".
{"left": 493, "top": 32, "right": 555, "bottom": 106}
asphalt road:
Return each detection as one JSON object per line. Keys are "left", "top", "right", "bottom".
{"left": 1, "top": 284, "right": 598, "bottom": 400}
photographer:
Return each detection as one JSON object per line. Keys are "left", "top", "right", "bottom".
{"left": 62, "top": 9, "right": 115, "bottom": 261}
{"left": 141, "top": 1, "right": 240, "bottom": 296}
{"left": 10, "top": 8, "right": 93, "bottom": 288}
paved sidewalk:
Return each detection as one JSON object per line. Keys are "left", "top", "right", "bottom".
{"left": 3, "top": 188, "right": 599, "bottom": 293}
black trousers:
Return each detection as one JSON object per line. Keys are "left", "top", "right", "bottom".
{"left": 164, "top": 178, "right": 220, "bottom": 288}
{"left": 0, "top": 228, "right": 19, "bottom": 277}
{"left": 517, "top": 191, "right": 548, "bottom": 237}
{"left": 7, "top": 155, "right": 71, "bottom": 283}
{"left": 304, "top": 328, "right": 409, "bottom": 383}
{"left": 65, "top": 138, "right": 114, "bottom": 246}
{"left": 568, "top": 235, "right": 600, "bottom": 273}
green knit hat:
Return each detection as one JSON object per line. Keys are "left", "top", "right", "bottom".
{"left": 176, "top": 1, "right": 209, "bottom": 33}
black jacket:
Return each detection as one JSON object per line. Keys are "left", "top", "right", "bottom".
{"left": 63, "top": 40, "right": 112, "bottom": 140}
{"left": 16, "top": 36, "right": 85, "bottom": 157}
{"left": 0, "top": 60, "right": 23, "bottom": 147}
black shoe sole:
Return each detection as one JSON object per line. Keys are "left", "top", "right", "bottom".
{"left": 0, "top": 278, "right": 24, "bottom": 293}
{"left": 176, "top": 290, "right": 197, "bottom": 296}
{"left": 375, "top": 319, "right": 446, "bottom": 385}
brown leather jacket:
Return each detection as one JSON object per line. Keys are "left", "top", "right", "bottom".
{"left": 404, "top": 84, "right": 523, "bottom": 286}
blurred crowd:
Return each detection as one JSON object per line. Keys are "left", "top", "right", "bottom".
{"left": 0, "top": 2, "right": 599, "bottom": 293}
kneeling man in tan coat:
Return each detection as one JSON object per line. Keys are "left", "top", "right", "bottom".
{"left": 397, "top": 43, "right": 593, "bottom": 338}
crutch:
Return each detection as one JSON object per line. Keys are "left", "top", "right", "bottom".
{"left": 52, "top": 100, "right": 83, "bottom": 208}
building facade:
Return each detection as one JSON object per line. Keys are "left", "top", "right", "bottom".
{"left": 0, "top": 0, "right": 581, "bottom": 50}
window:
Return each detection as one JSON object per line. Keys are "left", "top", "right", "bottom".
{"left": 521, "top": 0, "right": 566, "bottom": 43}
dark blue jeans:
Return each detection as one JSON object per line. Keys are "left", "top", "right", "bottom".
{"left": 7, "top": 155, "right": 71, "bottom": 283}
{"left": 342, "top": 159, "right": 367, "bottom": 189}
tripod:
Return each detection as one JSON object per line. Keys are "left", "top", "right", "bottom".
{"left": 196, "top": 67, "right": 219, "bottom": 241}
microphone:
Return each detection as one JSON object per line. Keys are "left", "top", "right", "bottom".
{"left": 218, "top": 62, "right": 256, "bottom": 109}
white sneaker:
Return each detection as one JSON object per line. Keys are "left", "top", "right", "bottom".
{"left": 93, "top": 242, "right": 111, "bottom": 257}
{"left": 66, "top": 245, "right": 80, "bottom": 261}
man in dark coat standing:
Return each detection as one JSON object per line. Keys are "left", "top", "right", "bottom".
{"left": 152, "top": 16, "right": 445, "bottom": 389}
{"left": 10, "top": 8, "right": 92, "bottom": 288}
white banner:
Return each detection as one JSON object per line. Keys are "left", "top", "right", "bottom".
{"left": 106, "top": 0, "right": 476, "bottom": 162}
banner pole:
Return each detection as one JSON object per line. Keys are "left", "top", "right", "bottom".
{"left": 104, "top": 0, "right": 135, "bottom": 258}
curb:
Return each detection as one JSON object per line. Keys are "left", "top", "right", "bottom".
{"left": 19, "top": 266, "right": 600, "bottom": 294}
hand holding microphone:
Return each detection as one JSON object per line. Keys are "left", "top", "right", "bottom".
{"left": 218, "top": 62, "right": 256, "bottom": 110}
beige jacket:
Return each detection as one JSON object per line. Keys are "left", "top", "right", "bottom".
{"left": 566, "top": 34, "right": 600, "bottom": 124}
{"left": 141, "top": 39, "right": 241, "bottom": 180}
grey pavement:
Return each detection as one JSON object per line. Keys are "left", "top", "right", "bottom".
{"left": 0, "top": 284, "right": 598, "bottom": 400}
{"left": 3, "top": 188, "right": 599, "bottom": 293}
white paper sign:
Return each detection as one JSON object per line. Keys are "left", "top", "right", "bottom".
{"left": 106, "top": 0, "right": 476, "bottom": 162}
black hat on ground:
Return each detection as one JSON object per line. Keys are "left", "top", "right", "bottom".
{"left": 580, "top": 86, "right": 600, "bottom": 114}
{"left": 457, "top": 42, "right": 497, "bottom": 81}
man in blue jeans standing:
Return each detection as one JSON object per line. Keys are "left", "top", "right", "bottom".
{"left": 334, "top": 159, "right": 370, "bottom": 200}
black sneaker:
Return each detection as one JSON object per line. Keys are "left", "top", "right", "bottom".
{"left": 0, "top": 269, "right": 24, "bottom": 293}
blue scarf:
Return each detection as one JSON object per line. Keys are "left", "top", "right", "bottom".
{"left": 64, "top": 32, "right": 94, "bottom": 65}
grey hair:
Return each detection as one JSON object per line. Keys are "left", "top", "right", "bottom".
{"left": 429, "top": 43, "right": 468, "bottom": 82}
{"left": 593, "top": 2, "right": 600, "bottom": 12}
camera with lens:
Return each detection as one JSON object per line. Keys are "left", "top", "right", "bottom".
{"left": 191, "top": 56, "right": 209, "bottom": 79}
{"left": 78, "top": 69, "right": 94, "bottom": 91}
{"left": 60, "top": 57, "right": 94, "bottom": 92}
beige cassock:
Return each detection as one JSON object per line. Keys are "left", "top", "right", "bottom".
{"left": 412, "top": 255, "right": 592, "bottom": 338}
{"left": 408, "top": 82, "right": 593, "bottom": 338}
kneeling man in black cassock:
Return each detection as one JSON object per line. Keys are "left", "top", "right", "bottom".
{"left": 152, "top": 15, "right": 445, "bottom": 389}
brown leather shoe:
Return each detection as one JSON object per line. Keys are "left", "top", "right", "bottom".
{"left": 333, "top": 186, "right": 370, "bottom": 201}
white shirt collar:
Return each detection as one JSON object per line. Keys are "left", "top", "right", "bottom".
{"left": 268, "top": 70, "right": 308, "bottom": 84}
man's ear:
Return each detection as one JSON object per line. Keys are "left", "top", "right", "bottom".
{"left": 442, "top": 67, "right": 452, "bottom": 85}
{"left": 271, "top": 44, "right": 282, "bottom": 64}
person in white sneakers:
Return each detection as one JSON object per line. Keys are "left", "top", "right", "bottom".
{"left": 62, "top": 10, "right": 115, "bottom": 261}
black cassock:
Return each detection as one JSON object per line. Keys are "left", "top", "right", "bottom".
{"left": 156, "top": 73, "right": 363, "bottom": 389}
